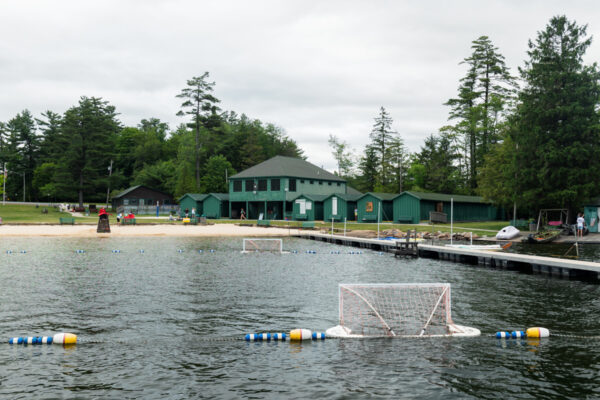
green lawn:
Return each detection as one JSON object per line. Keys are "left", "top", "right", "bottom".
{"left": 0, "top": 204, "right": 510, "bottom": 234}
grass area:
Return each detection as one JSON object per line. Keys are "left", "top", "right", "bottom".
{"left": 0, "top": 204, "right": 510, "bottom": 234}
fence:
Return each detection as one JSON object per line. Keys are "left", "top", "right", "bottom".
{"left": 116, "top": 205, "right": 179, "bottom": 216}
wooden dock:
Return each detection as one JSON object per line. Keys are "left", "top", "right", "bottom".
{"left": 297, "top": 232, "right": 600, "bottom": 282}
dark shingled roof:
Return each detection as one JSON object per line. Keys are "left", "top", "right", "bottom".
{"left": 346, "top": 186, "right": 362, "bottom": 196}
{"left": 323, "top": 193, "right": 362, "bottom": 202}
{"left": 358, "top": 192, "right": 399, "bottom": 201}
{"left": 230, "top": 156, "right": 345, "bottom": 182}
{"left": 114, "top": 185, "right": 172, "bottom": 199}
{"left": 208, "top": 193, "right": 229, "bottom": 201}
{"left": 178, "top": 193, "right": 208, "bottom": 202}
{"left": 290, "top": 193, "right": 330, "bottom": 202}
{"left": 401, "top": 191, "right": 489, "bottom": 203}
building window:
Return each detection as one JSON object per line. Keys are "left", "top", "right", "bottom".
{"left": 300, "top": 180, "right": 305, "bottom": 184}
{"left": 289, "top": 179, "right": 296, "bottom": 192}
{"left": 258, "top": 179, "right": 267, "bottom": 191}
{"left": 271, "top": 179, "right": 280, "bottom": 191}
{"left": 233, "top": 181, "right": 242, "bottom": 192}
{"left": 245, "top": 180, "right": 254, "bottom": 192}
{"left": 310, "top": 180, "right": 314, "bottom": 184}
{"left": 319, "top": 181, "right": 323, "bottom": 185}
{"left": 337, "top": 183, "right": 341, "bottom": 186}
{"left": 328, "top": 182, "right": 332, "bottom": 186}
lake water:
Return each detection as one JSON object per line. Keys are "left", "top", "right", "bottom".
{"left": 1, "top": 236, "right": 600, "bottom": 399}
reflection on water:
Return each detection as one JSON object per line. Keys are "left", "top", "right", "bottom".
{"left": 1, "top": 236, "right": 600, "bottom": 399}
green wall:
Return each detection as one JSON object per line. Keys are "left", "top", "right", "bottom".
{"left": 292, "top": 196, "right": 325, "bottom": 220}
{"left": 229, "top": 177, "right": 345, "bottom": 203}
{"left": 357, "top": 195, "right": 394, "bottom": 222}
{"left": 179, "top": 196, "right": 202, "bottom": 216}
{"left": 393, "top": 194, "right": 420, "bottom": 223}
{"left": 203, "top": 196, "right": 229, "bottom": 219}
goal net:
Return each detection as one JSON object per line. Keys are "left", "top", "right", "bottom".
{"left": 326, "top": 283, "right": 479, "bottom": 338}
{"left": 242, "top": 238, "right": 283, "bottom": 253}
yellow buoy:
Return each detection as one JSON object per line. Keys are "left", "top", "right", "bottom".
{"left": 526, "top": 327, "right": 550, "bottom": 338}
{"left": 53, "top": 333, "right": 78, "bottom": 345}
{"left": 289, "top": 329, "right": 312, "bottom": 341}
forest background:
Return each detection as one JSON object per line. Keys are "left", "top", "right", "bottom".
{"left": 1, "top": 16, "right": 599, "bottom": 217}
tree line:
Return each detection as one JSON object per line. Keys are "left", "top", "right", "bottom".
{"left": 0, "top": 74, "right": 303, "bottom": 206}
{"left": 331, "top": 16, "right": 600, "bottom": 217}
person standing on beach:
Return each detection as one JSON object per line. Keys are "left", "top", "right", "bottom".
{"left": 577, "top": 213, "right": 585, "bottom": 238}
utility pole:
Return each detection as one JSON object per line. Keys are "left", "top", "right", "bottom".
{"left": 105, "top": 160, "right": 113, "bottom": 209}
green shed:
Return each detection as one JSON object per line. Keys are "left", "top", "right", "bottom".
{"left": 178, "top": 193, "right": 207, "bottom": 216}
{"left": 584, "top": 200, "right": 600, "bottom": 233}
{"left": 202, "top": 193, "right": 230, "bottom": 219}
{"left": 356, "top": 193, "right": 396, "bottom": 223}
{"left": 393, "top": 191, "right": 501, "bottom": 224}
{"left": 323, "top": 193, "right": 362, "bottom": 222}
{"left": 292, "top": 194, "right": 327, "bottom": 221}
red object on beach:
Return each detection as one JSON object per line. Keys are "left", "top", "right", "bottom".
{"left": 99, "top": 208, "right": 107, "bottom": 216}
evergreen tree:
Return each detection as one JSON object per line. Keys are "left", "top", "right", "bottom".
{"left": 513, "top": 16, "right": 600, "bottom": 211}
{"left": 36, "top": 110, "right": 63, "bottom": 163}
{"left": 357, "top": 145, "right": 379, "bottom": 192}
{"left": 55, "top": 97, "right": 120, "bottom": 206}
{"left": 369, "top": 107, "right": 397, "bottom": 187}
{"left": 416, "top": 133, "right": 460, "bottom": 194}
{"left": 176, "top": 73, "right": 221, "bottom": 190}
{"left": 6, "top": 110, "right": 39, "bottom": 201}
{"left": 445, "top": 36, "right": 516, "bottom": 192}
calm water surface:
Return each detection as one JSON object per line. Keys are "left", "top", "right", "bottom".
{"left": 1, "top": 236, "right": 600, "bottom": 399}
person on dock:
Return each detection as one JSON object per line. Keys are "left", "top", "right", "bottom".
{"left": 577, "top": 213, "right": 585, "bottom": 238}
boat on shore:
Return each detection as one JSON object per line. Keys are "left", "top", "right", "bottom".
{"left": 523, "top": 230, "right": 562, "bottom": 244}
{"left": 445, "top": 242, "right": 512, "bottom": 251}
{"left": 496, "top": 226, "right": 520, "bottom": 240}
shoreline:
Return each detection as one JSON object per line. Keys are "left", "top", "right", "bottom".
{"left": 0, "top": 224, "right": 301, "bottom": 237}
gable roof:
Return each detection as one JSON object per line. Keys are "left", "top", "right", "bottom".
{"left": 400, "top": 191, "right": 489, "bottom": 204}
{"left": 230, "top": 156, "right": 345, "bottom": 182}
{"left": 291, "top": 193, "right": 330, "bottom": 202}
{"left": 323, "top": 193, "right": 362, "bottom": 202}
{"left": 113, "top": 185, "right": 172, "bottom": 199}
{"left": 207, "top": 193, "right": 229, "bottom": 201}
{"left": 178, "top": 193, "right": 208, "bottom": 202}
{"left": 358, "top": 192, "right": 399, "bottom": 201}
{"left": 346, "top": 186, "right": 362, "bottom": 196}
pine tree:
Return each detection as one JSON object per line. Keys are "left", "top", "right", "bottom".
{"left": 369, "top": 107, "right": 398, "bottom": 187}
{"left": 512, "top": 16, "right": 600, "bottom": 211}
{"left": 176, "top": 73, "right": 221, "bottom": 191}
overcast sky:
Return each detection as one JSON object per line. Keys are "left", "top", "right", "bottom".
{"left": 1, "top": 1, "right": 599, "bottom": 171}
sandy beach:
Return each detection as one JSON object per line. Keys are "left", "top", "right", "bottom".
{"left": 0, "top": 224, "right": 301, "bottom": 237}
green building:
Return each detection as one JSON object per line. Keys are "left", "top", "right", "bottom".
{"left": 393, "top": 191, "right": 501, "bottom": 224}
{"left": 292, "top": 194, "right": 327, "bottom": 220}
{"left": 178, "top": 193, "right": 207, "bottom": 216}
{"left": 202, "top": 193, "right": 229, "bottom": 219}
{"left": 323, "top": 193, "right": 362, "bottom": 222}
{"left": 228, "top": 156, "right": 348, "bottom": 220}
{"left": 356, "top": 193, "right": 396, "bottom": 222}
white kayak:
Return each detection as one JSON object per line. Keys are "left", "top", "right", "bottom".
{"left": 496, "top": 226, "right": 520, "bottom": 240}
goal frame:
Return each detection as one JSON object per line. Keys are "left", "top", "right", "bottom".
{"left": 336, "top": 283, "right": 455, "bottom": 337}
{"left": 242, "top": 238, "right": 283, "bottom": 253}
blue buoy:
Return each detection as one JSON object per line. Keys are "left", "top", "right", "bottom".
{"left": 177, "top": 249, "right": 184, "bottom": 253}
{"left": 312, "top": 332, "right": 326, "bottom": 340}
{"left": 6, "top": 250, "right": 12, "bottom": 254}
{"left": 245, "top": 333, "right": 286, "bottom": 341}
{"left": 112, "top": 250, "right": 121, "bottom": 253}
{"left": 511, "top": 330, "right": 526, "bottom": 338}
{"left": 75, "top": 249, "right": 85, "bottom": 254}
{"left": 9, "top": 336, "right": 53, "bottom": 345}
{"left": 209, "top": 249, "right": 215, "bottom": 253}
{"left": 20, "top": 250, "right": 26, "bottom": 254}
{"left": 495, "top": 331, "right": 511, "bottom": 339}
{"left": 198, "top": 250, "right": 204, "bottom": 253}
{"left": 139, "top": 249, "right": 145, "bottom": 253}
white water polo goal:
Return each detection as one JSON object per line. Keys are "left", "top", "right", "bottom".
{"left": 242, "top": 238, "right": 284, "bottom": 253}
{"left": 325, "top": 283, "right": 480, "bottom": 338}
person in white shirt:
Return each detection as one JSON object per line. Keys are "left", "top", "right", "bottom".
{"left": 577, "top": 213, "right": 586, "bottom": 238}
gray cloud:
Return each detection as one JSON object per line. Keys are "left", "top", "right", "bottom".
{"left": 1, "top": 0, "right": 599, "bottom": 171}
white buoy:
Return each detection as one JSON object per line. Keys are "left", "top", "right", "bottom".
{"left": 526, "top": 327, "right": 550, "bottom": 338}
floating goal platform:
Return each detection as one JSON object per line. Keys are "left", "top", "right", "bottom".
{"left": 325, "top": 283, "right": 480, "bottom": 338}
